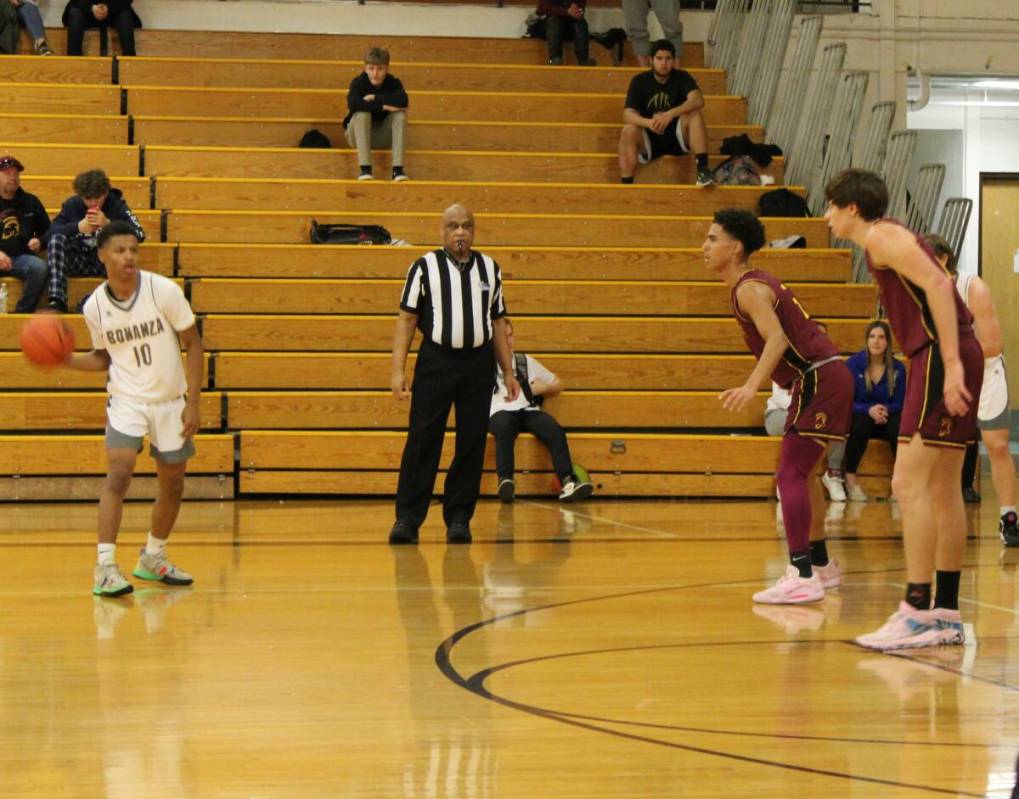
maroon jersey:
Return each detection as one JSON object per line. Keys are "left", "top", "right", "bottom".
{"left": 865, "top": 219, "right": 974, "bottom": 357}
{"left": 731, "top": 269, "right": 839, "bottom": 389}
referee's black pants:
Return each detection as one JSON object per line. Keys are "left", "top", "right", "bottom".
{"left": 395, "top": 340, "right": 496, "bottom": 529}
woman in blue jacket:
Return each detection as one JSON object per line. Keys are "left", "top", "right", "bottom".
{"left": 843, "top": 320, "right": 906, "bottom": 502}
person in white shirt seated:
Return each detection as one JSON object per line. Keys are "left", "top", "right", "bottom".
{"left": 489, "top": 319, "right": 594, "bottom": 503}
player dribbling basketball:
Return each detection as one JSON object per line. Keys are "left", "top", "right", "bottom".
{"left": 60, "top": 220, "right": 204, "bottom": 597}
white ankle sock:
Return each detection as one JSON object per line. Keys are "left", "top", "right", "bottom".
{"left": 97, "top": 543, "right": 116, "bottom": 565}
{"left": 145, "top": 533, "right": 167, "bottom": 557}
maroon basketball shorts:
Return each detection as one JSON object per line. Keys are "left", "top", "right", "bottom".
{"left": 785, "top": 358, "right": 853, "bottom": 442}
{"left": 899, "top": 335, "right": 984, "bottom": 448}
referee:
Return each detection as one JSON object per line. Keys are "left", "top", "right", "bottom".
{"left": 389, "top": 204, "right": 520, "bottom": 545}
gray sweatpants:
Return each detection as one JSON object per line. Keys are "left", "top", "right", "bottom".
{"left": 344, "top": 110, "right": 407, "bottom": 168}
{"left": 622, "top": 0, "right": 683, "bottom": 60}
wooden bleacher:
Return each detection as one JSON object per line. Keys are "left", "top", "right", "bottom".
{"left": 0, "top": 25, "right": 891, "bottom": 501}
{"left": 16, "top": 29, "right": 706, "bottom": 66}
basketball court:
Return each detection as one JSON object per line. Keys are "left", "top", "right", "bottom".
{"left": 1, "top": 495, "right": 1016, "bottom": 797}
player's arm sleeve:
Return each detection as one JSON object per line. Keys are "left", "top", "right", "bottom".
{"left": 528, "top": 356, "right": 556, "bottom": 385}
{"left": 155, "top": 277, "right": 197, "bottom": 332}
{"left": 83, "top": 302, "right": 106, "bottom": 350}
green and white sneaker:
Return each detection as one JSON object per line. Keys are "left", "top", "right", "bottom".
{"left": 133, "top": 549, "right": 194, "bottom": 586}
{"left": 93, "top": 562, "right": 134, "bottom": 597}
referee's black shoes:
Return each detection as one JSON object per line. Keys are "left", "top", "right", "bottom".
{"left": 446, "top": 522, "right": 473, "bottom": 544}
{"left": 388, "top": 521, "right": 419, "bottom": 545}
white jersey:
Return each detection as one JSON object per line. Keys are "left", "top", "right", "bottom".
{"left": 491, "top": 353, "right": 556, "bottom": 415}
{"left": 83, "top": 271, "right": 196, "bottom": 403}
{"left": 955, "top": 272, "right": 1009, "bottom": 420}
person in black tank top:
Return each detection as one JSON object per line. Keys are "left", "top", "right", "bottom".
{"left": 706, "top": 209, "right": 853, "bottom": 607}
{"left": 824, "top": 168, "right": 983, "bottom": 651}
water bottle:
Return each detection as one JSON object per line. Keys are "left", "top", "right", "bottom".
{"left": 0, "top": 283, "right": 8, "bottom": 314}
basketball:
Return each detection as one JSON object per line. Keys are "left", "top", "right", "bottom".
{"left": 20, "top": 314, "right": 75, "bottom": 368}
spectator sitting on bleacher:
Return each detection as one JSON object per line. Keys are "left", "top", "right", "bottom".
{"left": 618, "top": 39, "right": 713, "bottom": 187}
{"left": 63, "top": 0, "right": 140, "bottom": 57}
{"left": 344, "top": 47, "right": 409, "bottom": 182}
{"left": 10, "top": 0, "right": 54, "bottom": 55}
{"left": 536, "top": 0, "right": 596, "bottom": 66}
{"left": 45, "top": 168, "right": 144, "bottom": 313}
{"left": 839, "top": 320, "right": 906, "bottom": 503}
{"left": 0, "top": 154, "right": 50, "bottom": 313}
{"left": 489, "top": 318, "right": 594, "bottom": 503}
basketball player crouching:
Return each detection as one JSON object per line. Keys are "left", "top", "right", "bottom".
{"left": 707, "top": 208, "right": 853, "bottom": 604}
{"left": 62, "top": 221, "right": 203, "bottom": 596}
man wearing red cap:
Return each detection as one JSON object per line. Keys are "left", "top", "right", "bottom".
{"left": 0, "top": 155, "right": 49, "bottom": 313}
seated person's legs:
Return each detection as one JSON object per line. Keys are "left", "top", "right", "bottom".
{"left": 842, "top": 411, "right": 876, "bottom": 499}
{"left": 47, "top": 232, "right": 105, "bottom": 311}
{"left": 545, "top": 15, "right": 565, "bottom": 64}
{"left": 520, "top": 410, "right": 593, "bottom": 500}
{"left": 570, "top": 18, "right": 594, "bottom": 65}
{"left": 617, "top": 123, "right": 645, "bottom": 183}
{"left": 111, "top": 6, "right": 136, "bottom": 56}
{"left": 344, "top": 111, "right": 374, "bottom": 178}
{"left": 489, "top": 410, "right": 523, "bottom": 500}
{"left": 65, "top": 4, "right": 88, "bottom": 55}
{"left": 9, "top": 253, "right": 48, "bottom": 313}
{"left": 387, "top": 108, "right": 407, "bottom": 177}
{"left": 17, "top": 0, "right": 52, "bottom": 54}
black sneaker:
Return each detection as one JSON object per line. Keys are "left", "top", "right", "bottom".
{"left": 559, "top": 477, "right": 594, "bottom": 502}
{"left": 388, "top": 521, "right": 419, "bottom": 545}
{"left": 1000, "top": 511, "right": 1019, "bottom": 548}
{"left": 548, "top": 57, "right": 564, "bottom": 65}
{"left": 446, "top": 522, "right": 472, "bottom": 544}
{"left": 497, "top": 478, "right": 515, "bottom": 503}
{"left": 695, "top": 167, "right": 715, "bottom": 188}
{"left": 962, "top": 486, "right": 982, "bottom": 503}
{"left": 392, "top": 167, "right": 409, "bottom": 182}
{"left": 46, "top": 297, "right": 68, "bottom": 313}
{"left": 357, "top": 166, "right": 373, "bottom": 181}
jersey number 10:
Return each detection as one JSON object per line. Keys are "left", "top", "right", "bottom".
{"left": 132, "top": 343, "right": 153, "bottom": 367}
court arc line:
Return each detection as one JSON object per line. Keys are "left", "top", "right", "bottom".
{"left": 433, "top": 581, "right": 1010, "bottom": 797}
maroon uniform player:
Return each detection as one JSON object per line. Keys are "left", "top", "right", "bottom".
{"left": 824, "top": 168, "right": 983, "bottom": 651}
{"left": 705, "top": 208, "right": 853, "bottom": 605}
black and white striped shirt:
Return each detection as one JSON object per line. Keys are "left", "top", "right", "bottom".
{"left": 399, "top": 249, "right": 507, "bottom": 349}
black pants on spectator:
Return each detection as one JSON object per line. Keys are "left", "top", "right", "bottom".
{"left": 962, "top": 429, "right": 982, "bottom": 488}
{"left": 395, "top": 340, "right": 495, "bottom": 530}
{"left": 844, "top": 411, "right": 901, "bottom": 473}
{"left": 546, "top": 15, "right": 590, "bottom": 62}
{"left": 488, "top": 408, "right": 575, "bottom": 483}
{"left": 66, "top": 6, "right": 136, "bottom": 56}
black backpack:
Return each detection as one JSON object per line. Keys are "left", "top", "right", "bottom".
{"left": 758, "top": 188, "right": 810, "bottom": 218}
{"left": 309, "top": 221, "right": 392, "bottom": 245}
{"left": 299, "top": 129, "right": 332, "bottom": 149}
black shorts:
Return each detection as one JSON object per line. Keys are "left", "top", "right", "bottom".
{"left": 639, "top": 119, "right": 688, "bottom": 163}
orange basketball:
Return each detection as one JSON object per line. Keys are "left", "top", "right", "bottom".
{"left": 20, "top": 314, "right": 75, "bottom": 368}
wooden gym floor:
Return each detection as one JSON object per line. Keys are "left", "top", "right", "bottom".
{"left": 1, "top": 494, "right": 1017, "bottom": 798}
